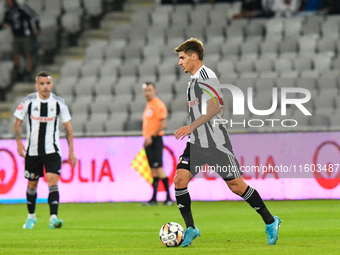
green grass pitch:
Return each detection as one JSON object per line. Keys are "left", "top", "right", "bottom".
{"left": 1, "top": 200, "right": 339, "bottom": 255}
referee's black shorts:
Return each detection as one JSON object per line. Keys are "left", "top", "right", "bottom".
{"left": 177, "top": 142, "right": 242, "bottom": 181}
{"left": 24, "top": 153, "right": 62, "bottom": 180}
{"left": 145, "top": 136, "right": 163, "bottom": 168}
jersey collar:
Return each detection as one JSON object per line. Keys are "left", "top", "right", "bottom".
{"left": 190, "top": 64, "right": 206, "bottom": 79}
{"left": 37, "top": 92, "right": 52, "bottom": 103}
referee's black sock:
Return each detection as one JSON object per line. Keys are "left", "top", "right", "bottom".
{"left": 161, "top": 177, "right": 171, "bottom": 200}
{"left": 175, "top": 188, "right": 195, "bottom": 228}
{"left": 241, "top": 186, "right": 274, "bottom": 225}
{"left": 151, "top": 177, "right": 159, "bottom": 201}
{"left": 26, "top": 187, "right": 37, "bottom": 214}
{"left": 48, "top": 185, "right": 59, "bottom": 216}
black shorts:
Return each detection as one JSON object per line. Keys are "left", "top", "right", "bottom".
{"left": 24, "top": 153, "right": 62, "bottom": 180}
{"left": 177, "top": 142, "right": 243, "bottom": 181}
{"left": 145, "top": 136, "right": 163, "bottom": 168}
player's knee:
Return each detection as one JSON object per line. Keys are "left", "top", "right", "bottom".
{"left": 173, "top": 175, "right": 188, "bottom": 189}
{"left": 228, "top": 184, "right": 244, "bottom": 196}
{"left": 46, "top": 173, "right": 59, "bottom": 186}
{"left": 27, "top": 182, "right": 38, "bottom": 190}
{"left": 173, "top": 176, "right": 182, "bottom": 189}
{"left": 157, "top": 168, "right": 167, "bottom": 178}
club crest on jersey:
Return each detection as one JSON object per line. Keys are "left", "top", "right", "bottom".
{"left": 148, "top": 109, "right": 153, "bottom": 116}
{"left": 50, "top": 107, "right": 54, "bottom": 111}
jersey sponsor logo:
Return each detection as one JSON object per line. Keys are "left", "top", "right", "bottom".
{"left": 17, "top": 103, "right": 23, "bottom": 110}
{"left": 31, "top": 116, "right": 56, "bottom": 122}
{"left": 188, "top": 98, "right": 199, "bottom": 107}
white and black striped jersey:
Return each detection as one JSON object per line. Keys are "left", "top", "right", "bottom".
{"left": 13, "top": 92, "right": 71, "bottom": 157}
{"left": 187, "top": 65, "right": 233, "bottom": 153}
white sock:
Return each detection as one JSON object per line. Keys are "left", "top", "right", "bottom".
{"left": 50, "top": 214, "right": 57, "bottom": 221}
{"left": 28, "top": 213, "right": 36, "bottom": 219}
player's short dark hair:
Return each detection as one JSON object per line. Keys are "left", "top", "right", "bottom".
{"left": 174, "top": 38, "right": 204, "bottom": 61}
{"left": 36, "top": 71, "right": 52, "bottom": 82}
{"left": 143, "top": 82, "right": 155, "bottom": 88}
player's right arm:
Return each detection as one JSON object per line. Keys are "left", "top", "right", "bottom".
{"left": 175, "top": 97, "right": 220, "bottom": 140}
{"left": 14, "top": 118, "right": 26, "bottom": 158}
{"left": 13, "top": 97, "right": 30, "bottom": 158}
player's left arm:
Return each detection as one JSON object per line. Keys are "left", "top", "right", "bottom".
{"left": 63, "top": 121, "right": 77, "bottom": 168}
{"left": 175, "top": 98, "right": 220, "bottom": 140}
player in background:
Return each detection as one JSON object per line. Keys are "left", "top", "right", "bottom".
{"left": 173, "top": 38, "right": 281, "bottom": 247}
{"left": 2, "top": 0, "right": 40, "bottom": 81}
{"left": 142, "top": 82, "right": 174, "bottom": 206}
{"left": 13, "top": 71, "right": 77, "bottom": 229}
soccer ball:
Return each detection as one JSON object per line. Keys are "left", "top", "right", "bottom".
{"left": 159, "top": 222, "right": 185, "bottom": 247}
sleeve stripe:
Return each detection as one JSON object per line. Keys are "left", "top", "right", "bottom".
{"left": 202, "top": 68, "right": 209, "bottom": 79}
{"left": 200, "top": 68, "right": 209, "bottom": 81}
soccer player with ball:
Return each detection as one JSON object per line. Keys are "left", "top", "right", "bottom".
{"left": 173, "top": 38, "right": 281, "bottom": 247}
